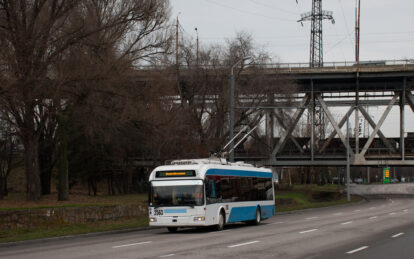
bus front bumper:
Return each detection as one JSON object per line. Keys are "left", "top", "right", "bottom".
{"left": 149, "top": 216, "right": 208, "bottom": 227}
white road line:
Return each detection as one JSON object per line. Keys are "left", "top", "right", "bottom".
{"left": 403, "top": 209, "right": 408, "bottom": 212}
{"left": 341, "top": 221, "right": 353, "bottom": 225}
{"left": 228, "top": 241, "right": 260, "bottom": 248}
{"left": 112, "top": 241, "right": 152, "bottom": 249}
{"left": 368, "top": 216, "right": 378, "bottom": 220}
{"left": 369, "top": 207, "right": 376, "bottom": 210}
{"left": 270, "top": 222, "right": 284, "bottom": 225}
{"left": 389, "top": 212, "right": 396, "bottom": 215}
{"left": 333, "top": 213, "right": 343, "bottom": 216}
{"left": 306, "top": 217, "right": 319, "bottom": 220}
{"left": 299, "top": 229, "right": 318, "bottom": 234}
{"left": 392, "top": 233, "right": 404, "bottom": 238}
{"left": 346, "top": 246, "right": 369, "bottom": 254}
{"left": 353, "top": 210, "right": 361, "bottom": 212}
{"left": 160, "top": 254, "right": 175, "bottom": 258}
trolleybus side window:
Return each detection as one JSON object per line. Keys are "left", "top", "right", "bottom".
{"left": 205, "top": 175, "right": 273, "bottom": 204}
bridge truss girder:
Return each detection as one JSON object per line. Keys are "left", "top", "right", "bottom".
{"left": 261, "top": 77, "right": 414, "bottom": 167}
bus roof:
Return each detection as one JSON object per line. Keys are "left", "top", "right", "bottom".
{"left": 149, "top": 158, "right": 272, "bottom": 181}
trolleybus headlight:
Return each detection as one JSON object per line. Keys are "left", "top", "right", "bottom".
{"left": 193, "top": 216, "right": 205, "bottom": 221}
{"left": 149, "top": 217, "right": 157, "bottom": 222}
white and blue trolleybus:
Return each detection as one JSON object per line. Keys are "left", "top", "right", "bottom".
{"left": 148, "top": 158, "right": 275, "bottom": 232}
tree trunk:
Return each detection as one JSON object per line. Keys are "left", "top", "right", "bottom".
{"left": 40, "top": 167, "right": 52, "bottom": 195}
{"left": 58, "top": 115, "right": 69, "bottom": 201}
{"left": 3, "top": 176, "right": 7, "bottom": 196}
{"left": 39, "top": 144, "right": 54, "bottom": 195}
{"left": 0, "top": 176, "right": 4, "bottom": 200}
{"left": 24, "top": 136, "right": 42, "bottom": 201}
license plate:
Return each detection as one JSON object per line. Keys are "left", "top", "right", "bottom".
{"left": 154, "top": 209, "right": 163, "bottom": 216}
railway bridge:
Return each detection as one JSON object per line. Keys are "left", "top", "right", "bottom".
{"left": 235, "top": 60, "right": 414, "bottom": 167}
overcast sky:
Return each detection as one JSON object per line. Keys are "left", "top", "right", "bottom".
{"left": 170, "top": 0, "right": 414, "bottom": 63}
{"left": 170, "top": 0, "right": 414, "bottom": 137}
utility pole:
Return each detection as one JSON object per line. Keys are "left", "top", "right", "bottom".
{"left": 175, "top": 14, "right": 182, "bottom": 100}
{"left": 297, "top": 0, "right": 334, "bottom": 67}
{"left": 354, "top": 0, "right": 361, "bottom": 154}
{"left": 195, "top": 28, "right": 199, "bottom": 67}
{"left": 176, "top": 15, "right": 179, "bottom": 68}
{"left": 347, "top": 115, "right": 351, "bottom": 202}
{"left": 355, "top": 0, "right": 361, "bottom": 66}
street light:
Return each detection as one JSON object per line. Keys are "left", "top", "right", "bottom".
{"left": 229, "top": 56, "right": 252, "bottom": 162}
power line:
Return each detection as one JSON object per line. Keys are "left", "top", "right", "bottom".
{"left": 205, "top": 0, "right": 293, "bottom": 22}
{"left": 249, "top": 0, "right": 299, "bottom": 16}
{"left": 337, "top": 0, "right": 355, "bottom": 50}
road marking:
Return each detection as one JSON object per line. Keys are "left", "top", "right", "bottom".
{"left": 306, "top": 217, "right": 319, "bottom": 220}
{"left": 341, "top": 221, "right": 353, "bottom": 225}
{"left": 353, "top": 210, "right": 361, "bottom": 212}
{"left": 160, "top": 254, "right": 175, "bottom": 258}
{"left": 228, "top": 241, "right": 260, "bottom": 248}
{"left": 270, "top": 222, "right": 284, "bottom": 225}
{"left": 368, "top": 216, "right": 378, "bottom": 220}
{"left": 369, "top": 207, "right": 376, "bottom": 210}
{"left": 392, "top": 233, "right": 404, "bottom": 238}
{"left": 112, "top": 241, "right": 152, "bottom": 249}
{"left": 389, "top": 212, "right": 396, "bottom": 215}
{"left": 299, "top": 229, "right": 318, "bottom": 234}
{"left": 346, "top": 246, "right": 369, "bottom": 254}
{"left": 403, "top": 209, "right": 408, "bottom": 212}
{"left": 333, "top": 213, "right": 343, "bottom": 216}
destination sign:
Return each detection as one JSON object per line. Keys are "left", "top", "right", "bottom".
{"left": 156, "top": 170, "right": 196, "bottom": 178}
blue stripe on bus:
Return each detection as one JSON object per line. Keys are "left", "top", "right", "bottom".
{"left": 261, "top": 205, "right": 275, "bottom": 219}
{"left": 227, "top": 206, "right": 257, "bottom": 223}
{"left": 227, "top": 205, "right": 275, "bottom": 223}
{"left": 206, "top": 169, "right": 272, "bottom": 178}
{"left": 164, "top": 209, "right": 187, "bottom": 213}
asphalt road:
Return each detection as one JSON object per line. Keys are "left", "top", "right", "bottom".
{"left": 1, "top": 195, "right": 414, "bottom": 258}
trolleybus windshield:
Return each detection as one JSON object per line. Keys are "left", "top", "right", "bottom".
{"left": 150, "top": 180, "right": 204, "bottom": 207}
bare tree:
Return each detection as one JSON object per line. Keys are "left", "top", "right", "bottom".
{"left": 147, "top": 31, "right": 297, "bottom": 159}
{"left": 0, "top": 0, "right": 171, "bottom": 200}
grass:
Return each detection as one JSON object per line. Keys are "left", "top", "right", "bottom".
{"left": 292, "top": 184, "right": 345, "bottom": 192}
{"left": 0, "top": 192, "right": 150, "bottom": 243}
{"left": 275, "top": 184, "right": 362, "bottom": 212}
{"left": 0, "top": 193, "right": 148, "bottom": 211}
{"left": 0, "top": 218, "right": 149, "bottom": 243}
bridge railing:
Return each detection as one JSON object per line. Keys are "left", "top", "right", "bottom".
{"left": 135, "top": 59, "right": 414, "bottom": 71}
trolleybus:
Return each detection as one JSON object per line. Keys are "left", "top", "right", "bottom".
{"left": 148, "top": 158, "right": 275, "bottom": 232}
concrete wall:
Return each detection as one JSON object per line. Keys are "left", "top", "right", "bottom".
{"left": 0, "top": 204, "right": 147, "bottom": 230}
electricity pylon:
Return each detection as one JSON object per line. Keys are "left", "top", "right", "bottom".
{"left": 297, "top": 0, "right": 334, "bottom": 67}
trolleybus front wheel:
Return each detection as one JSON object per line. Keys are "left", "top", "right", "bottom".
{"left": 216, "top": 212, "right": 225, "bottom": 231}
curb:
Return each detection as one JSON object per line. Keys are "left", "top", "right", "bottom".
{"left": 0, "top": 225, "right": 159, "bottom": 248}
{"left": 275, "top": 196, "right": 367, "bottom": 216}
